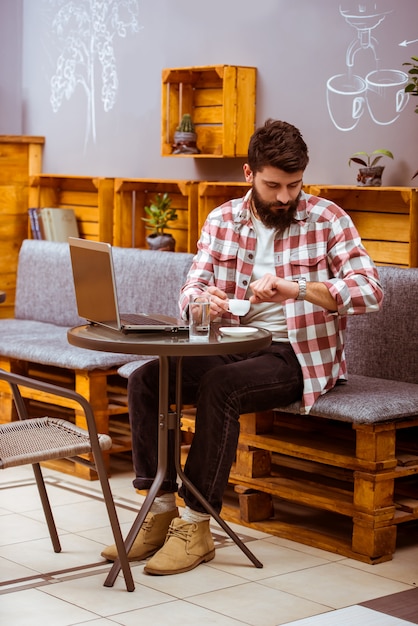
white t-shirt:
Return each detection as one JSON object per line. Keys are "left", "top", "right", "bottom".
{"left": 242, "top": 215, "right": 289, "bottom": 342}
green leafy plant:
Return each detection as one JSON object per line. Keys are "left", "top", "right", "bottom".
{"left": 403, "top": 56, "right": 418, "bottom": 179}
{"left": 403, "top": 55, "right": 418, "bottom": 113}
{"left": 348, "top": 149, "right": 394, "bottom": 168}
{"left": 142, "top": 193, "right": 177, "bottom": 235}
{"left": 176, "top": 113, "right": 195, "bottom": 133}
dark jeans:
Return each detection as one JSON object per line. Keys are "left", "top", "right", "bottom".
{"left": 128, "top": 343, "right": 303, "bottom": 514}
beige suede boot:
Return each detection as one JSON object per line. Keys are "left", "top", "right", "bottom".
{"left": 101, "top": 508, "right": 178, "bottom": 562}
{"left": 144, "top": 517, "right": 215, "bottom": 575}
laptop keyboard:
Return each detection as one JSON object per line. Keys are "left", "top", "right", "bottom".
{"left": 121, "top": 313, "right": 168, "bottom": 326}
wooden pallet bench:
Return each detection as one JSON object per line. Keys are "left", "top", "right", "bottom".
{"left": 0, "top": 239, "right": 193, "bottom": 478}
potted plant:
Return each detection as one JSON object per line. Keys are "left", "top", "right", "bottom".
{"left": 142, "top": 192, "right": 177, "bottom": 251}
{"left": 348, "top": 149, "right": 394, "bottom": 186}
{"left": 172, "top": 113, "right": 200, "bottom": 155}
{"left": 403, "top": 56, "right": 418, "bottom": 180}
{"left": 403, "top": 55, "right": 418, "bottom": 113}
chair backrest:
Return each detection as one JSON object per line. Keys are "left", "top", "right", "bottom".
{"left": 14, "top": 239, "right": 193, "bottom": 326}
{"left": 345, "top": 266, "right": 418, "bottom": 384}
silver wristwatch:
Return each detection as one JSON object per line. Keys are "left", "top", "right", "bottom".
{"left": 296, "top": 277, "right": 307, "bottom": 300}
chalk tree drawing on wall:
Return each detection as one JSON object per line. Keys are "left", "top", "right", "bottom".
{"left": 49, "top": 0, "right": 141, "bottom": 147}
{"left": 326, "top": 2, "right": 411, "bottom": 131}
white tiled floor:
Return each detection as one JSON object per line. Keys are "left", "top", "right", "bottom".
{"left": 1, "top": 462, "right": 417, "bottom": 626}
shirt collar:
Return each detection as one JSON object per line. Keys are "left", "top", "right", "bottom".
{"left": 234, "top": 189, "right": 253, "bottom": 226}
{"left": 294, "top": 190, "right": 309, "bottom": 221}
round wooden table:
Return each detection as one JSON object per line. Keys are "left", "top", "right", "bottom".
{"left": 68, "top": 323, "right": 272, "bottom": 586}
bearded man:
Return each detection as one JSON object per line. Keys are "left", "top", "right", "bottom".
{"left": 103, "top": 119, "right": 383, "bottom": 575}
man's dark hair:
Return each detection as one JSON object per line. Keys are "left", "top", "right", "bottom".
{"left": 247, "top": 119, "right": 309, "bottom": 173}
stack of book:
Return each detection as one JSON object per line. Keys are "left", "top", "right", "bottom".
{"left": 28, "top": 208, "right": 79, "bottom": 242}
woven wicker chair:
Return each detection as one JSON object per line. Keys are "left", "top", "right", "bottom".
{"left": 0, "top": 369, "right": 134, "bottom": 592}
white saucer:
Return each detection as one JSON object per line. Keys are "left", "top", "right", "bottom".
{"left": 219, "top": 326, "right": 259, "bottom": 337}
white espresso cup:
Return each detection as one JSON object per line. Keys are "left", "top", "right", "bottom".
{"left": 228, "top": 298, "right": 250, "bottom": 316}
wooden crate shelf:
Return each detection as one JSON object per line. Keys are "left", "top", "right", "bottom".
{"left": 0, "top": 136, "right": 44, "bottom": 317}
{"left": 197, "top": 181, "right": 251, "bottom": 232}
{"left": 308, "top": 185, "right": 418, "bottom": 267}
{"left": 161, "top": 65, "right": 256, "bottom": 158}
{"left": 113, "top": 178, "right": 199, "bottom": 253}
{"left": 28, "top": 174, "right": 114, "bottom": 243}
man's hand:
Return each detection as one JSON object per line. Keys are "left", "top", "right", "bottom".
{"left": 250, "top": 274, "right": 298, "bottom": 304}
{"left": 206, "top": 286, "right": 229, "bottom": 319}
{"left": 249, "top": 274, "right": 338, "bottom": 311}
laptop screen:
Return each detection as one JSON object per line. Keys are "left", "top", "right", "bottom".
{"left": 69, "top": 238, "right": 121, "bottom": 330}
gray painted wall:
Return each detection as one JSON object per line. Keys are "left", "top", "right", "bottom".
{"left": 2, "top": 0, "right": 417, "bottom": 185}
{"left": 0, "top": 0, "right": 23, "bottom": 135}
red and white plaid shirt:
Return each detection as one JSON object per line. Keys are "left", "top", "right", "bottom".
{"left": 180, "top": 190, "right": 383, "bottom": 413}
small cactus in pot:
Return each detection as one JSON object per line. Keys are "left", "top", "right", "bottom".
{"left": 173, "top": 113, "right": 200, "bottom": 155}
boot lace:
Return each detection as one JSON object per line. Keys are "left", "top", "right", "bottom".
{"left": 166, "top": 522, "right": 193, "bottom": 542}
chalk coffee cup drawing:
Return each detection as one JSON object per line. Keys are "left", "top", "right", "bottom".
{"left": 228, "top": 299, "right": 251, "bottom": 316}
{"left": 365, "top": 69, "right": 409, "bottom": 125}
{"left": 189, "top": 294, "right": 211, "bottom": 342}
{"left": 326, "top": 73, "right": 366, "bottom": 131}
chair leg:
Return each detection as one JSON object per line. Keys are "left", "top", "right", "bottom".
{"left": 92, "top": 449, "right": 135, "bottom": 592}
{"left": 32, "top": 463, "right": 61, "bottom": 553}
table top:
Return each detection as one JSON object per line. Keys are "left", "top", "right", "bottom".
{"left": 68, "top": 324, "right": 272, "bottom": 357}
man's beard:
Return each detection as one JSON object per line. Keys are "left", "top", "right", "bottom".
{"left": 251, "top": 186, "right": 299, "bottom": 232}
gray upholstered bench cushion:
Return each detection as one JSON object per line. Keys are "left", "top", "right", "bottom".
{"left": 0, "top": 319, "right": 142, "bottom": 370}
{"left": 117, "top": 358, "right": 156, "bottom": 378}
{"left": 276, "top": 268, "right": 418, "bottom": 424}
{"left": 14, "top": 240, "right": 83, "bottom": 326}
{"left": 12, "top": 240, "right": 195, "bottom": 326}
{"left": 278, "top": 374, "right": 418, "bottom": 424}
{"left": 120, "top": 369, "right": 418, "bottom": 424}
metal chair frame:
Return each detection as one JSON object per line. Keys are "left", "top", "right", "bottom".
{"left": 0, "top": 369, "right": 134, "bottom": 591}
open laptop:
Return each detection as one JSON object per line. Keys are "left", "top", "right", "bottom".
{"left": 69, "top": 237, "right": 188, "bottom": 333}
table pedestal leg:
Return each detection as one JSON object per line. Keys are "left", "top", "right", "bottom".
{"left": 104, "top": 355, "right": 171, "bottom": 587}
